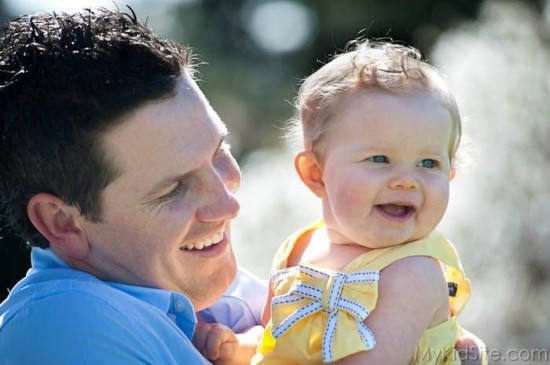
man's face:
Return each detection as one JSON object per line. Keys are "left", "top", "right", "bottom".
{"left": 76, "top": 74, "right": 241, "bottom": 311}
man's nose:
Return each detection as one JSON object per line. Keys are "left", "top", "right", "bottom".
{"left": 196, "top": 156, "right": 241, "bottom": 222}
{"left": 221, "top": 153, "right": 241, "bottom": 194}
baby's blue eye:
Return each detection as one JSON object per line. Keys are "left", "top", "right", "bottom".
{"left": 418, "top": 159, "right": 437, "bottom": 168}
{"left": 368, "top": 155, "right": 388, "bottom": 163}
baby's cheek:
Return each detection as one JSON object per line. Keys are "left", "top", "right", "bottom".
{"left": 331, "top": 183, "right": 365, "bottom": 212}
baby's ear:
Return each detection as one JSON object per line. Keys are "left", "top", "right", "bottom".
{"left": 449, "top": 167, "right": 456, "bottom": 181}
{"left": 294, "top": 150, "right": 326, "bottom": 198}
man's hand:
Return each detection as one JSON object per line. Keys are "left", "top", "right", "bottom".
{"left": 193, "top": 323, "right": 238, "bottom": 365}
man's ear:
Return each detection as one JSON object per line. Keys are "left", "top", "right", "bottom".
{"left": 27, "top": 193, "right": 90, "bottom": 259}
{"left": 294, "top": 150, "right": 326, "bottom": 198}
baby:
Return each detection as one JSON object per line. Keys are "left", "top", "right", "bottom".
{"left": 192, "top": 39, "right": 487, "bottom": 365}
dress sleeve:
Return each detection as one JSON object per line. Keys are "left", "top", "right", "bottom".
{"left": 267, "top": 264, "right": 380, "bottom": 362}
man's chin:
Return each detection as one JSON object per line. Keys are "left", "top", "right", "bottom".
{"left": 194, "top": 261, "right": 237, "bottom": 311}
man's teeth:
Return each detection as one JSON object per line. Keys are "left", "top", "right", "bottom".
{"left": 183, "top": 231, "right": 223, "bottom": 250}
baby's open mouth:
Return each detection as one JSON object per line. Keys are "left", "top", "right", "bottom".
{"left": 375, "top": 204, "right": 416, "bottom": 219}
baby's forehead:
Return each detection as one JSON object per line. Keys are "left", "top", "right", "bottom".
{"left": 328, "top": 87, "right": 447, "bottom": 116}
{"left": 321, "top": 89, "right": 456, "bottom": 147}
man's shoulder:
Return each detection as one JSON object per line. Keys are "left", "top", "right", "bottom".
{"left": 0, "top": 276, "right": 140, "bottom": 332}
{"left": 0, "top": 275, "right": 205, "bottom": 365}
{"left": 3, "top": 272, "right": 123, "bottom": 311}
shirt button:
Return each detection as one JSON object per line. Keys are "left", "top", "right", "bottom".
{"left": 174, "top": 300, "right": 186, "bottom": 312}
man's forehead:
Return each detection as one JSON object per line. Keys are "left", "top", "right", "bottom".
{"left": 101, "top": 75, "right": 227, "bottom": 189}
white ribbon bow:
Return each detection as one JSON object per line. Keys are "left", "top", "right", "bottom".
{"left": 271, "top": 265, "right": 380, "bottom": 362}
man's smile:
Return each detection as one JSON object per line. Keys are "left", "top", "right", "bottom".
{"left": 182, "top": 230, "right": 224, "bottom": 250}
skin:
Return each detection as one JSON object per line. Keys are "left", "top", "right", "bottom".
{"left": 27, "top": 73, "right": 241, "bottom": 311}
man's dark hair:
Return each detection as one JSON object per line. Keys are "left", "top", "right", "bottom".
{"left": 0, "top": 7, "right": 193, "bottom": 248}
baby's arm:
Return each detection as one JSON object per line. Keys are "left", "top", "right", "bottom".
{"left": 193, "top": 323, "right": 263, "bottom": 365}
{"left": 331, "top": 256, "right": 449, "bottom": 365}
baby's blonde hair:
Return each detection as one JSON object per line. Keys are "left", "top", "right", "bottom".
{"left": 288, "top": 39, "right": 462, "bottom": 160}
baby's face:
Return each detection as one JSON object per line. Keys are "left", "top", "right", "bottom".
{"left": 319, "top": 90, "right": 455, "bottom": 249}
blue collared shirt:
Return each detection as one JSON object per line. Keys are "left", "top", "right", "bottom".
{"left": 0, "top": 247, "right": 210, "bottom": 365}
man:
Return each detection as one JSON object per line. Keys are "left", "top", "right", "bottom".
{"left": 0, "top": 7, "right": 483, "bottom": 365}
{"left": 0, "top": 7, "right": 244, "bottom": 364}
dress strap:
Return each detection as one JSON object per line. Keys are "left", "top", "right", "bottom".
{"left": 270, "top": 220, "right": 324, "bottom": 271}
{"left": 347, "top": 231, "right": 464, "bottom": 273}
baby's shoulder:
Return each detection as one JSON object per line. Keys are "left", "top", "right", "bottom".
{"left": 381, "top": 255, "right": 448, "bottom": 310}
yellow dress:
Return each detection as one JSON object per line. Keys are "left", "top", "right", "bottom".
{"left": 253, "top": 221, "right": 475, "bottom": 364}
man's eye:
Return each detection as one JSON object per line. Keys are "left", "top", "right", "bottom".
{"left": 367, "top": 155, "right": 388, "bottom": 163}
{"left": 158, "top": 182, "right": 187, "bottom": 204}
{"left": 418, "top": 159, "right": 437, "bottom": 168}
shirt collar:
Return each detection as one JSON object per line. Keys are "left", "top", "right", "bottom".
{"left": 30, "top": 246, "right": 70, "bottom": 270}
{"left": 28, "top": 247, "right": 197, "bottom": 336}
